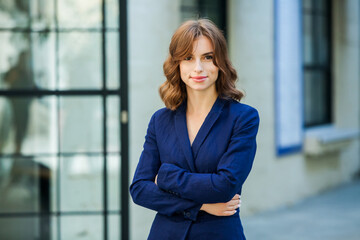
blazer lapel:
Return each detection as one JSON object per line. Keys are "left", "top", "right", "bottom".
{"left": 191, "top": 97, "right": 226, "bottom": 160}
{"left": 175, "top": 102, "right": 197, "bottom": 172}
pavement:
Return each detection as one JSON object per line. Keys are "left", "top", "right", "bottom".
{"left": 242, "top": 179, "right": 360, "bottom": 240}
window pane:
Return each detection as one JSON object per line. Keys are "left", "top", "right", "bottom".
{"left": 106, "top": 0, "right": 119, "bottom": 29}
{"left": 0, "top": 217, "right": 40, "bottom": 239}
{"left": 32, "top": 33, "right": 57, "bottom": 89}
{"left": 58, "top": 0, "right": 101, "bottom": 29}
{"left": 107, "top": 96, "right": 120, "bottom": 152}
{"left": 0, "top": 33, "right": 56, "bottom": 90}
{"left": 0, "top": 156, "right": 54, "bottom": 214}
{"left": 58, "top": 33, "right": 102, "bottom": 89}
{"left": 106, "top": 32, "right": 120, "bottom": 89}
{"left": 304, "top": 71, "right": 330, "bottom": 126}
{"left": 316, "top": 15, "right": 330, "bottom": 65}
{"left": 60, "top": 156, "right": 103, "bottom": 212}
{"left": 59, "top": 96, "right": 102, "bottom": 153}
{"left": 61, "top": 215, "right": 103, "bottom": 239}
{"left": 0, "top": 97, "right": 58, "bottom": 155}
{"left": 0, "top": 1, "right": 30, "bottom": 28}
{"left": 30, "top": 0, "right": 55, "bottom": 30}
{"left": 0, "top": 157, "right": 39, "bottom": 213}
{"left": 0, "top": 34, "right": 36, "bottom": 90}
{"left": 108, "top": 155, "right": 120, "bottom": 211}
{"left": 303, "top": 0, "right": 313, "bottom": 11}
{"left": 303, "top": 13, "right": 314, "bottom": 64}
{"left": 108, "top": 214, "right": 120, "bottom": 240}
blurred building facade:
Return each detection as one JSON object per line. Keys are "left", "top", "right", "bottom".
{"left": 129, "top": 0, "right": 359, "bottom": 239}
{"left": 0, "top": 0, "right": 359, "bottom": 240}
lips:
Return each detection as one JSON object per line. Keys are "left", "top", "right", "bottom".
{"left": 191, "top": 76, "right": 207, "bottom": 82}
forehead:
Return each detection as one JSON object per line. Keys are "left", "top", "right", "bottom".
{"left": 191, "top": 36, "right": 214, "bottom": 54}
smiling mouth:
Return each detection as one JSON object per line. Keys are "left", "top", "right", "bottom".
{"left": 191, "top": 76, "right": 207, "bottom": 82}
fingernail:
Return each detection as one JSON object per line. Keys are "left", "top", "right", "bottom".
{"left": 238, "top": 204, "right": 241, "bottom": 208}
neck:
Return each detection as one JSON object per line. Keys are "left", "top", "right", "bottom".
{"left": 186, "top": 89, "right": 218, "bottom": 115}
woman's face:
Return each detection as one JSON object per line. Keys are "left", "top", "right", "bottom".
{"left": 179, "top": 36, "right": 219, "bottom": 94}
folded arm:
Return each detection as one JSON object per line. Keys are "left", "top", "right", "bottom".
{"left": 130, "top": 113, "right": 201, "bottom": 221}
{"left": 156, "top": 108, "right": 260, "bottom": 204}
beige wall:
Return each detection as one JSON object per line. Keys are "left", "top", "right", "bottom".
{"left": 228, "top": 0, "right": 360, "bottom": 217}
{"left": 128, "top": 1, "right": 181, "bottom": 239}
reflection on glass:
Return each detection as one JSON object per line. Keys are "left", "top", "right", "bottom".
{"left": 0, "top": 0, "right": 30, "bottom": 28}
{"left": 59, "top": 32, "right": 102, "bottom": 89}
{"left": 60, "top": 156, "right": 103, "bottom": 212}
{"left": 31, "top": 33, "right": 56, "bottom": 89}
{"left": 0, "top": 0, "right": 54, "bottom": 28}
{"left": 107, "top": 97, "right": 120, "bottom": 152}
{"left": 61, "top": 215, "right": 103, "bottom": 240}
{"left": 0, "top": 32, "right": 55, "bottom": 89}
{"left": 60, "top": 96, "right": 102, "bottom": 153}
{"left": 0, "top": 156, "right": 54, "bottom": 214}
{"left": 58, "top": 0, "right": 101, "bottom": 29}
{"left": 106, "top": 32, "right": 120, "bottom": 89}
{"left": 0, "top": 97, "right": 57, "bottom": 155}
{"left": 0, "top": 217, "right": 40, "bottom": 239}
{"left": 108, "top": 155, "right": 120, "bottom": 211}
{"left": 108, "top": 214, "right": 120, "bottom": 240}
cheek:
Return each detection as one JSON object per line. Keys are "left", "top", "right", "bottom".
{"left": 209, "top": 66, "right": 219, "bottom": 79}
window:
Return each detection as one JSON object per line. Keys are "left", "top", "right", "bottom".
{"left": 0, "top": 0, "right": 128, "bottom": 239}
{"left": 180, "top": 0, "right": 227, "bottom": 38}
{"left": 302, "top": 0, "right": 332, "bottom": 127}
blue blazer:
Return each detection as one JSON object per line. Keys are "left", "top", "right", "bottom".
{"left": 130, "top": 97, "right": 260, "bottom": 240}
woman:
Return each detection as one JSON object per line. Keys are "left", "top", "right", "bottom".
{"left": 130, "top": 19, "right": 260, "bottom": 240}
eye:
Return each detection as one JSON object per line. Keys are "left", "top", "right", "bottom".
{"left": 204, "top": 55, "right": 213, "bottom": 60}
{"left": 184, "top": 56, "right": 192, "bottom": 61}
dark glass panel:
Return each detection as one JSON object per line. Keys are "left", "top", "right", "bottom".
{"left": 0, "top": 217, "right": 40, "bottom": 239}
{"left": 304, "top": 70, "right": 330, "bottom": 126}
{"left": 316, "top": 15, "right": 330, "bottom": 65}
{"left": 59, "top": 96, "right": 102, "bottom": 153}
{"left": 303, "top": 0, "right": 313, "bottom": 11}
{"left": 0, "top": 156, "right": 54, "bottom": 217}
{"left": 303, "top": 13, "right": 314, "bottom": 64}
{"left": 58, "top": 32, "right": 102, "bottom": 89}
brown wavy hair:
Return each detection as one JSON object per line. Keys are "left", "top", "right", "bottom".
{"left": 159, "top": 19, "right": 244, "bottom": 110}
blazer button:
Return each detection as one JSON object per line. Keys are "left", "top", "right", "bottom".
{"left": 184, "top": 212, "right": 191, "bottom": 218}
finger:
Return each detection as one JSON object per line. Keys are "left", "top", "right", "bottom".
{"left": 226, "top": 202, "right": 240, "bottom": 210}
{"left": 232, "top": 194, "right": 240, "bottom": 200}
{"left": 228, "top": 199, "right": 240, "bottom": 206}
{"left": 223, "top": 210, "right": 237, "bottom": 216}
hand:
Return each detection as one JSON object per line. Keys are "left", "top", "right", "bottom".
{"left": 154, "top": 174, "right": 158, "bottom": 185}
{"left": 200, "top": 194, "right": 241, "bottom": 216}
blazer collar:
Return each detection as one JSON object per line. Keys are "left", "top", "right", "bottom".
{"left": 175, "top": 96, "right": 226, "bottom": 170}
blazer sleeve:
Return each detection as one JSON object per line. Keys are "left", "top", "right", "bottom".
{"left": 156, "top": 107, "right": 260, "bottom": 204}
{"left": 129, "top": 112, "right": 202, "bottom": 221}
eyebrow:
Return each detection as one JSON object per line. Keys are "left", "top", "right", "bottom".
{"left": 202, "top": 52, "right": 214, "bottom": 56}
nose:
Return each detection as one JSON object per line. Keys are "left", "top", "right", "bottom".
{"left": 194, "top": 59, "right": 203, "bottom": 73}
